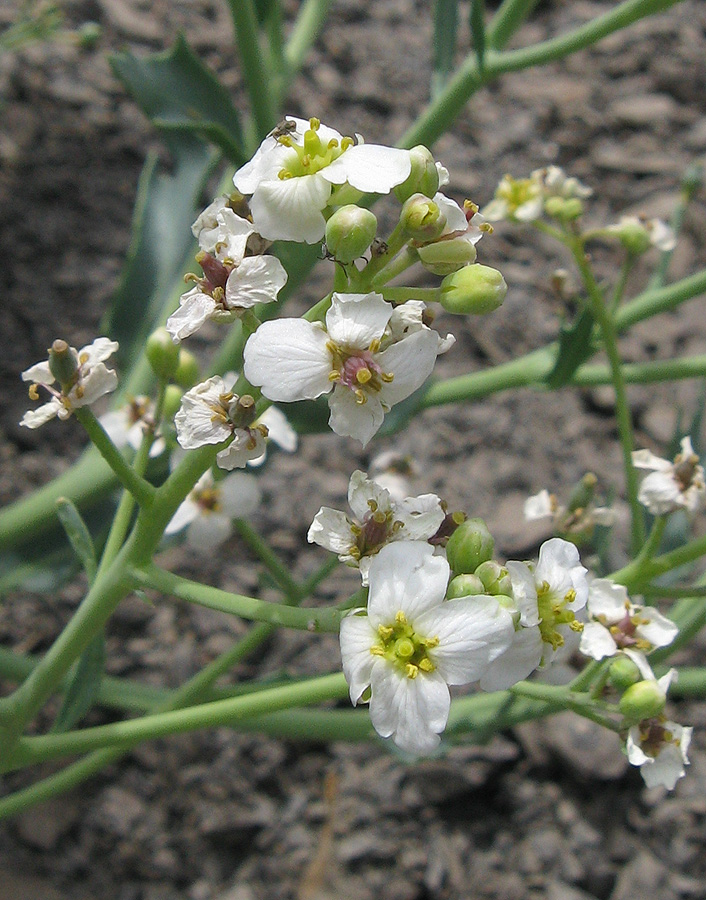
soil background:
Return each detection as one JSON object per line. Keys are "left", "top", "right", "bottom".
{"left": 1, "top": 1, "right": 706, "bottom": 899}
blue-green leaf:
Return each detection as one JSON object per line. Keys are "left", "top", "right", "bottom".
{"left": 51, "top": 632, "right": 106, "bottom": 733}
{"left": 546, "top": 308, "right": 596, "bottom": 389}
{"left": 56, "top": 497, "right": 97, "bottom": 583}
{"left": 110, "top": 33, "right": 246, "bottom": 163}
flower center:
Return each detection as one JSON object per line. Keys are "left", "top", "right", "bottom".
{"left": 347, "top": 499, "right": 403, "bottom": 560}
{"left": 277, "top": 118, "right": 354, "bottom": 180}
{"left": 371, "top": 610, "right": 439, "bottom": 679}
{"left": 600, "top": 607, "right": 652, "bottom": 651}
{"left": 194, "top": 486, "right": 221, "bottom": 513}
{"left": 536, "top": 581, "right": 583, "bottom": 650}
{"left": 326, "top": 340, "right": 394, "bottom": 405}
{"left": 497, "top": 176, "right": 540, "bottom": 214}
{"left": 638, "top": 717, "right": 674, "bottom": 758}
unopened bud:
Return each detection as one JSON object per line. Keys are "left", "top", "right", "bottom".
{"left": 619, "top": 680, "right": 666, "bottom": 723}
{"left": 417, "top": 236, "right": 477, "bottom": 276}
{"left": 400, "top": 193, "right": 446, "bottom": 242}
{"left": 608, "top": 656, "right": 642, "bottom": 691}
{"left": 567, "top": 472, "right": 598, "bottom": 514}
{"left": 611, "top": 219, "right": 651, "bottom": 255}
{"left": 544, "top": 196, "right": 584, "bottom": 221}
{"left": 173, "top": 350, "right": 200, "bottom": 389}
{"left": 325, "top": 206, "right": 378, "bottom": 263}
{"left": 475, "top": 560, "right": 513, "bottom": 597}
{"left": 394, "top": 146, "right": 440, "bottom": 203}
{"left": 440, "top": 264, "right": 507, "bottom": 315}
{"left": 446, "top": 573, "right": 485, "bottom": 599}
{"left": 446, "top": 517, "right": 495, "bottom": 576}
{"left": 146, "top": 328, "right": 180, "bottom": 380}
{"left": 48, "top": 340, "right": 78, "bottom": 388}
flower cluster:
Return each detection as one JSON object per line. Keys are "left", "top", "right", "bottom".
{"left": 633, "top": 436, "right": 705, "bottom": 516}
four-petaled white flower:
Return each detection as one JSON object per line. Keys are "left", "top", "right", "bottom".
{"left": 480, "top": 538, "right": 589, "bottom": 691}
{"left": 633, "top": 436, "right": 705, "bottom": 515}
{"left": 165, "top": 469, "right": 262, "bottom": 551}
{"left": 233, "top": 116, "right": 412, "bottom": 243}
{"left": 621, "top": 653, "right": 692, "bottom": 790}
{"left": 21, "top": 337, "right": 119, "bottom": 428}
{"left": 524, "top": 480, "right": 614, "bottom": 542}
{"left": 308, "top": 469, "right": 445, "bottom": 584}
{"left": 166, "top": 249, "right": 287, "bottom": 343}
{"left": 339, "top": 541, "right": 515, "bottom": 754}
{"left": 100, "top": 395, "right": 165, "bottom": 458}
{"left": 191, "top": 197, "right": 256, "bottom": 263}
{"left": 580, "top": 579, "right": 678, "bottom": 661}
{"left": 482, "top": 172, "right": 544, "bottom": 223}
{"left": 175, "top": 376, "right": 271, "bottom": 470}
{"left": 243, "top": 292, "right": 451, "bottom": 446}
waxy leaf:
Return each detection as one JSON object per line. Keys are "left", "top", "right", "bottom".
{"left": 546, "top": 308, "right": 596, "bottom": 389}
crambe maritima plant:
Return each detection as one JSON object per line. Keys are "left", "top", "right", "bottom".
{"left": 1, "top": 0, "right": 705, "bottom": 840}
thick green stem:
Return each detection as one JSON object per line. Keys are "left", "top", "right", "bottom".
{"left": 487, "top": 0, "right": 541, "bottom": 49}
{"left": 227, "top": 0, "right": 278, "bottom": 143}
{"left": 131, "top": 564, "right": 342, "bottom": 632}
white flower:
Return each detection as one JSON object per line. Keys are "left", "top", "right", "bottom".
{"left": 243, "top": 292, "right": 450, "bottom": 446}
{"left": 607, "top": 215, "right": 676, "bottom": 253}
{"left": 308, "top": 469, "right": 445, "bottom": 583}
{"left": 175, "top": 376, "right": 269, "bottom": 470}
{"left": 482, "top": 173, "right": 544, "bottom": 223}
{"left": 339, "top": 541, "right": 515, "bottom": 754}
{"left": 233, "top": 117, "right": 412, "bottom": 243}
{"left": 246, "top": 405, "right": 298, "bottom": 466}
{"left": 166, "top": 252, "right": 287, "bottom": 343}
{"left": 524, "top": 489, "right": 555, "bottom": 521}
{"left": 21, "top": 337, "right": 119, "bottom": 428}
{"left": 480, "top": 538, "right": 589, "bottom": 691}
{"left": 538, "top": 165, "right": 592, "bottom": 201}
{"left": 100, "top": 396, "right": 165, "bottom": 458}
{"left": 165, "top": 470, "right": 261, "bottom": 550}
{"left": 580, "top": 579, "right": 678, "bottom": 660}
{"left": 633, "top": 436, "right": 705, "bottom": 515}
{"left": 523, "top": 478, "right": 614, "bottom": 541}
{"left": 191, "top": 198, "right": 256, "bottom": 263}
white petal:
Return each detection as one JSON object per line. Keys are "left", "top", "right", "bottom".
{"left": 216, "top": 429, "right": 268, "bottom": 470}
{"left": 369, "top": 664, "right": 449, "bottom": 754}
{"left": 326, "top": 292, "right": 392, "bottom": 349}
{"left": 187, "top": 512, "right": 233, "bottom": 550}
{"left": 224, "top": 255, "right": 288, "bottom": 309}
{"left": 632, "top": 449, "right": 672, "bottom": 472}
{"left": 366, "top": 542, "right": 449, "bottom": 627}
{"left": 434, "top": 192, "right": 468, "bottom": 234}
{"left": 257, "top": 406, "right": 298, "bottom": 453}
{"left": 579, "top": 622, "right": 618, "bottom": 660}
{"left": 73, "top": 365, "right": 118, "bottom": 407}
{"left": 347, "top": 469, "right": 392, "bottom": 521}
{"left": 587, "top": 578, "right": 629, "bottom": 621}
{"left": 218, "top": 471, "right": 262, "bottom": 517}
{"left": 99, "top": 409, "right": 130, "bottom": 448}
{"left": 524, "top": 489, "right": 554, "bottom": 521}
{"left": 165, "top": 497, "right": 200, "bottom": 535}
{"left": 394, "top": 493, "right": 445, "bottom": 540}
{"left": 249, "top": 174, "right": 332, "bottom": 243}
{"left": 202, "top": 208, "right": 254, "bottom": 262}
{"left": 637, "top": 609, "right": 678, "bottom": 649}
{"left": 417, "top": 595, "right": 515, "bottom": 685}
{"left": 22, "top": 360, "right": 55, "bottom": 384}
{"left": 339, "top": 613, "right": 377, "bottom": 704}
{"left": 479, "top": 626, "right": 544, "bottom": 691}
{"left": 79, "top": 337, "right": 119, "bottom": 366}
{"left": 377, "top": 328, "right": 441, "bottom": 407}
{"left": 175, "top": 377, "right": 232, "bottom": 449}
{"left": 323, "top": 145, "right": 411, "bottom": 194}
{"left": 20, "top": 400, "right": 62, "bottom": 428}
{"left": 307, "top": 507, "right": 355, "bottom": 554}
{"left": 536, "top": 537, "right": 588, "bottom": 610}
{"left": 637, "top": 471, "right": 681, "bottom": 514}
{"left": 166, "top": 289, "right": 217, "bottom": 342}
{"left": 243, "top": 319, "right": 332, "bottom": 402}
{"left": 506, "top": 561, "right": 540, "bottom": 627}
{"left": 328, "top": 384, "right": 385, "bottom": 446}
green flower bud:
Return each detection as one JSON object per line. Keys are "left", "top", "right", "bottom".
{"left": 619, "top": 680, "right": 666, "bottom": 724}
{"left": 146, "top": 328, "right": 180, "bottom": 380}
{"left": 400, "top": 193, "right": 446, "bottom": 242}
{"left": 446, "top": 573, "right": 486, "bottom": 599}
{"left": 394, "top": 145, "right": 440, "bottom": 203}
{"left": 567, "top": 472, "right": 598, "bottom": 514}
{"left": 440, "top": 264, "right": 507, "bottom": 315}
{"left": 611, "top": 220, "right": 651, "bottom": 255}
{"left": 163, "top": 386, "right": 184, "bottom": 425}
{"left": 48, "top": 340, "right": 79, "bottom": 388}
{"left": 544, "top": 196, "right": 584, "bottom": 221}
{"left": 446, "top": 517, "right": 495, "bottom": 576}
{"left": 173, "top": 350, "right": 200, "bottom": 389}
{"left": 417, "top": 236, "right": 477, "bottom": 276}
{"left": 608, "top": 656, "right": 643, "bottom": 691}
{"left": 325, "top": 205, "right": 378, "bottom": 264}
{"left": 475, "top": 560, "right": 513, "bottom": 597}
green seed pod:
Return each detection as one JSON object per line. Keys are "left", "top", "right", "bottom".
{"left": 146, "top": 328, "right": 180, "bottom": 380}
{"left": 48, "top": 340, "right": 78, "bottom": 388}
{"left": 173, "top": 349, "right": 200, "bottom": 389}
{"left": 619, "top": 680, "right": 666, "bottom": 724}
{"left": 325, "top": 205, "right": 378, "bottom": 263}
{"left": 440, "top": 264, "right": 507, "bottom": 315}
{"left": 446, "top": 573, "right": 486, "bottom": 599}
{"left": 394, "top": 145, "right": 440, "bottom": 203}
{"left": 446, "top": 517, "right": 495, "bottom": 576}
{"left": 399, "top": 193, "right": 447, "bottom": 242}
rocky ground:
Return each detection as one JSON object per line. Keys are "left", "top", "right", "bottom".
{"left": 1, "top": 1, "right": 706, "bottom": 898}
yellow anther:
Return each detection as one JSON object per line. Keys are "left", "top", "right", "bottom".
{"left": 79, "top": 352, "right": 89, "bottom": 365}
{"left": 309, "top": 117, "right": 320, "bottom": 130}
{"left": 423, "top": 636, "right": 440, "bottom": 649}
{"left": 350, "top": 523, "right": 362, "bottom": 536}
{"left": 391, "top": 520, "right": 404, "bottom": 533}
{"left": 302, "top": 153, "right": 312, "bottom": 168}
{"left": 354, "top": 389, "right": 367, "bottom": 405}
{"left": 75, "top": 385, "right": 85, "bottom": 399}
{"left": 405, "top": 663, "right": 419, "bottom": 679}
{"left": 28, "top": 384, "right": 39, "bottom": 401}
{"left": 348, "top": 545, "right": 361, "bottom": 560}
{"left": 212, "top": 286, "right": 225, "bottom": 302}
{"left": 378, "top": 624, "right": 393, "bottom": 640}
{"left": 184, "top": 272, "right": 199, "bottom": 283}
{"left": 370, "top": 645, "right": 385, "bottom": 657}
{"left": 564, "top": 589, "right": 576, "bottom": 604}
{"left": 569, "top": 620, "right": 584, "bottom": 632}
{"left": 381, "top": 372, "right": 394, "bottom": 383}
{"left": 418, "top": 658, "right": 435, "bottom": 673}
{"left": 369, "top": 338, "right": 381, "bottom": 353}
{"left": 395, "top": 611, "right": 408, "bottom": 626}
{"left": 327, "top": 138, "right": 339, "bottom": 149}
{"left": 537, "top": 580, "right": 551, "bottom": 597}
{"left": 356, "top": 368, "right": 372, "bottom": 384}
{"left": 635, "top": 638, "right": 651, "bottom": 650}
{"left": 341, "top": 136, "right": 354, "bottom": 150}
{"left": 328, "top": 371, "right": 341, "bottom": 382}
{"left": 368, "top": 500, "right": 379, "bottom": 511}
